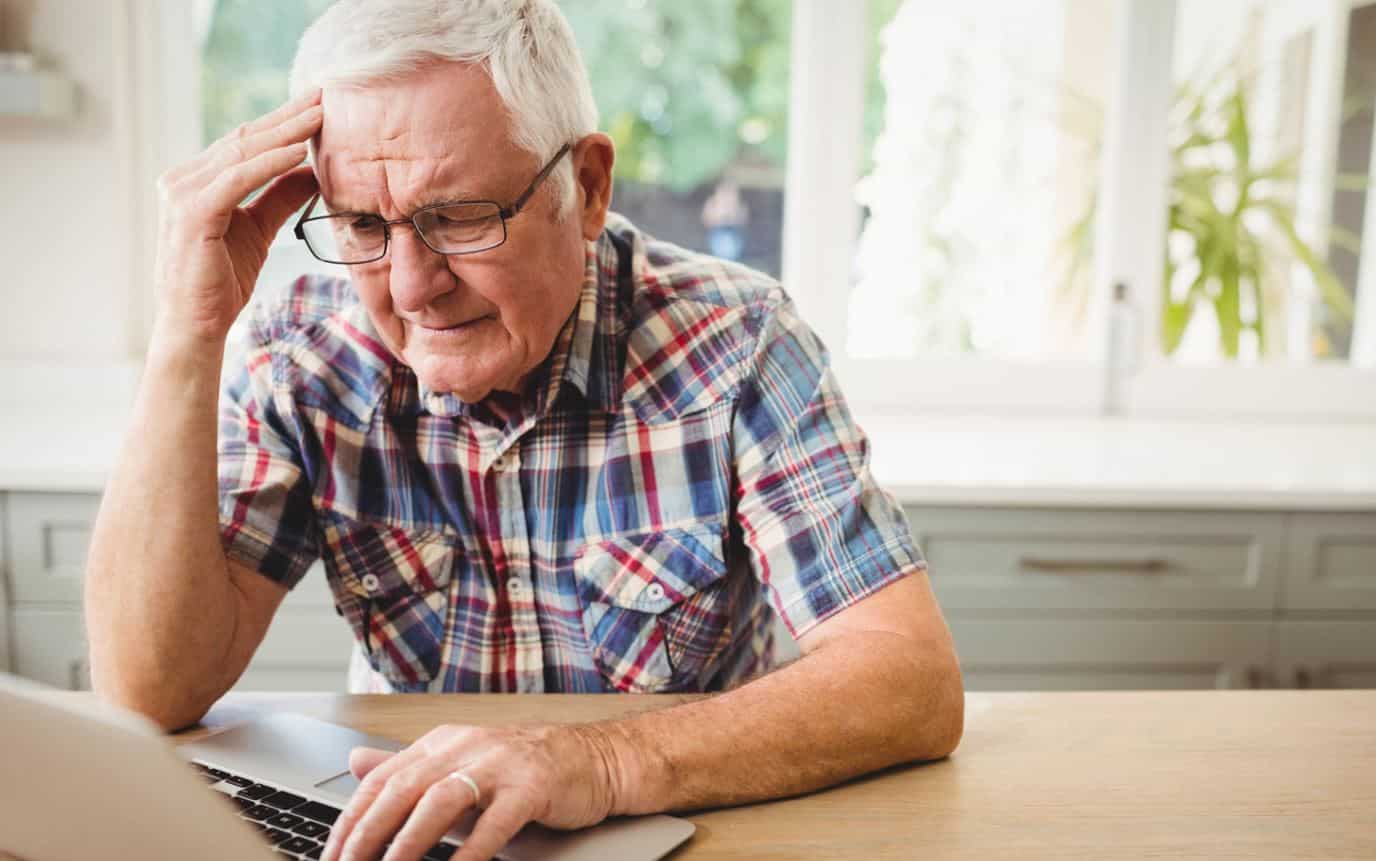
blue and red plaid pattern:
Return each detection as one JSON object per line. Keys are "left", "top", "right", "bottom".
{"left": 218, "top": 214, "right": 926, "bottom": 693}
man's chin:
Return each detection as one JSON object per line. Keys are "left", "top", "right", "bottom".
{"left": 409, "top": 355, "right": 502, "bottom": 403}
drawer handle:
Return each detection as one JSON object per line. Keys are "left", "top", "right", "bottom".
{"left": 1018, "top": 556, "right": 1170, "bottom": 574}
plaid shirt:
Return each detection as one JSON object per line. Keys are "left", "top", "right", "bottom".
{"left": 218, "top": 214, "right": 925, "bottom": 694}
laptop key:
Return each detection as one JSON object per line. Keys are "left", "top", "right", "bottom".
{"left": 233, "top": 797, "right": 254, "bottom": 812}
{"left": 294, "top": 800, "right": 342, "bottom": 825}
{"left": 262, "top": 790, "right": 308, "bottom": 811}
{"left": 424, "top": 843, "right": 458, "bottom": 860}
{"left": 303, "top": 846, "right": 323, "bottom": 860}
{"left": 207, "top": 768, "right": 230, "bottom": 779}
{"left": 264, "top": 827, "right": 292, "bottom": 845}
{"left": 279, "top": 836, "right": 318, "bottom": 854}
{"left": 267, "top": 812, "right": 305, "bottom": 829}
{"left": 243, "top": 804, "right": 277, "bottom": 821}
{"left": 225, "top": 775, "right": 255, "bottom": 788}
{"left": 238, "top": 784, "right": 277, "bottom": 801}
{"left": 291, "top": 821, "right": 329, "bottom": 839}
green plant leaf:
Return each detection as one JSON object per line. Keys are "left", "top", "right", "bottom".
{"left": 1259, "top": 200, "right": 1357, "bottom": 321}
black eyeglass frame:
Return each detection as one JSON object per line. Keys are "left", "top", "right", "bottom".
{"left": 293, "top": 142, "right": 574, "bottom": 264}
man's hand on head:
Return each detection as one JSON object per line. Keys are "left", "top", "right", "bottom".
{"left": 150, "top": 89, "right": 323, "bottom": 350}
{"left": 320, "top": 721, "right": 626, "bottom": 861}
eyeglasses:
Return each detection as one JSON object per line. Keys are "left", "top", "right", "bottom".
{"left": 293, "top": 143, "right": 572, "bottom": 264}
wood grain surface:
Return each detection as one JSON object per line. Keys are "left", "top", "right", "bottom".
{"left": 44, "top": 690, "right": 1376, "bottom": 859}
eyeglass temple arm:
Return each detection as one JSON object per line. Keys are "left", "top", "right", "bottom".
{"left": 503, "top": 143, "right": 573, "bottom": 219}
{"left": 293, "top": 193, "right": 322, "bottom": 239}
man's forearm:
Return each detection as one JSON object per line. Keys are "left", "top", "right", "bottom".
{"left": 84, "top": 329, "right": 240, "bottom": 728}
{"left": 593, "top": 630, "right": 964, "bottom": 815}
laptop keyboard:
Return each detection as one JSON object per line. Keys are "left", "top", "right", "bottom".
{"left": 191, "top": 761, "right": 461, "bottom": 860}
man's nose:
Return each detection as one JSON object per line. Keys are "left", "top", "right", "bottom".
{"left": 387, "top": 226, "right": 455, "bottom": 313}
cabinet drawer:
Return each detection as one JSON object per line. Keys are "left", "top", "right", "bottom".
{"left": 234, "top": 609, "right": 353, "bottom": 692}
{"left": 1274, "top": 620, "right": 1376, "bottom": 689}
{"left": 906, "top": 507, "right": 1285, "bottom": 611}
{"left": 948, "top": 618, "right": 1273, "bottom": 691}
{"left": 6, "top": 492, "right": 101, "bottom": 604}
{"left": 1282, "top": 514, "right": 1376, "bottom": 611}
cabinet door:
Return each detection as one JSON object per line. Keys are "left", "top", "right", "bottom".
{"left": 6, "top": 491, "right": 101, "bottom": 604}
{"left": 232, "top": 561, "right": 353, "bottom": 692}
{"left": 948, "top": 618, "right": 1274, "bottom": 691}
{"left": 10, "top": 609, "right": 91, "bottom": 690}
{"left": 0, "top": 493, "right": 10, "bottom": 673}
{"left": 905, "top": 507, "right": 1285, "bottom": 612}
{"left": 1274, "top": 620, "right": 1376, "bottom": 689}
{"left": 234, "top": 614, "right": 354, "bottom": 692}
{"left": 1282, "top": 514, "right": 1376, "bottom": 612}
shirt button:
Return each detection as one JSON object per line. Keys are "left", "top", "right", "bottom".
{"left": 361, "top": 573, "right": 381, "bottom": 592}
{"left": 645, "top": 582, "right": 666, "bottom": 602}
{"left": 507, "top": 577, "right": 523, "bottom": 594}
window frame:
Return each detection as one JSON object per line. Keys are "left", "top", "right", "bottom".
{"left": 787, "top": 0, "right": 1376, "bottom": 420}
{"left": 168, "top": 0, "right": 1376, "bottom": 421}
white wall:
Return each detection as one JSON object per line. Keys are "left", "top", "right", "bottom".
{"left": 0, "top": 1, "right": 195, "bottom": 381}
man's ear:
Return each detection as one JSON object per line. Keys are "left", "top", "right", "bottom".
{"left": 571, "top": 133, "right": 615, "bottom": 241}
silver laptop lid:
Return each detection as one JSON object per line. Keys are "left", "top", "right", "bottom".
{"left": 0, "top": 673, "right": 275, "bottom": 861}
{"left": 0, "top": 674, "right": 696, "bottom": 861}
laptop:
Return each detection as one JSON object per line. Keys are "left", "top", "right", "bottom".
{"left": 0, "top": 673, "right": 695, "bottom": 860}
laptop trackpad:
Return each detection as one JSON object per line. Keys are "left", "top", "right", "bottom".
{"left": 179, "top": 712, "right": 407, "bottom": 799}
{"left": 315, "top": 769, "right": 363, "bottom": 794}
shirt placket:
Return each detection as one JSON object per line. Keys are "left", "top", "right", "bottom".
{"left": 478, "top": 422, "right": 545, "bottom": 693}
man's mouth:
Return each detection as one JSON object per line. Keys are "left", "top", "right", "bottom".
{"left": 415, "top": 314, "right": 494, "bottom": 333}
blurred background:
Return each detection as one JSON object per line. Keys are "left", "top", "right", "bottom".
{"left": 0, "top": 1, "right": 1372, "bottom": 695}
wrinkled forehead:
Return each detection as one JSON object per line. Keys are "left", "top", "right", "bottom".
{"left": 312, "top": 64, "right": 529, "bottom": 214}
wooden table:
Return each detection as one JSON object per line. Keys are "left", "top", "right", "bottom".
{"left": 130, "top": 691, "right": 1376, "bottom": 858}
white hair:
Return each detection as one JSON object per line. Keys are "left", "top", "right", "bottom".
{"left": 289, "top": 0, "right": 599, "bottom": 215}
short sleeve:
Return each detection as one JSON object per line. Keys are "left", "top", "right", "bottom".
{"left": 217, "top": 325, "right": 319, "bottom": 589}
{"left": 732, "top": 298, "right": 926, "bottom": 640}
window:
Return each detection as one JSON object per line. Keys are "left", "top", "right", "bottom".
{"left": 186, "top": 0, "right": 1374, "bottom": 419}
{"left": 197, "top": 0, "right": 792, "bottom": 300}
{"left": 850, "top": 0, "right": 1115, "bottom": 361}
{"left": 561, "top": 0, "right": 792, "bottom": 277}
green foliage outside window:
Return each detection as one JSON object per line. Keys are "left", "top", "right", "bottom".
{"left": 202, "top": 0, "right": 896, "bottom": 195}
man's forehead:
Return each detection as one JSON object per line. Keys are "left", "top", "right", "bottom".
{"left": 314, "top": 67, "right": 519, "bottom": 212}
{"left": 315, "top": 147, "right": 490, "bottom": 213}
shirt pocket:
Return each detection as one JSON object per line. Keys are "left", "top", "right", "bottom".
{"left": 573, "top": 522, "right": 733, "bottom": 693}
{"left": 318, "top": 511, "right": 458, "bottom": 688}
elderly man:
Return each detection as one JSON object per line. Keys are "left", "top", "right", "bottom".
{"left": 84, "top": 1, "right": 963, "bottom": 859}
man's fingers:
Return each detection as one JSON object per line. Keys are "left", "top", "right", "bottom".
{"left": 451, "top": 797, "right": 533, "bottom": 861}
{"left": 348, "top": 745, "right": 397, "bottom": 780}
{"left": 321, "top": 745, "right": 434, "bottom": 861}
{"left": 380, "top": 773, "right": 486, "bottom": 861}
{"left": 246, "top": 165, "right": 319, "bottom": 238}
{"left": 197, "top": 143, "right": 310, "bottom": 227}
{"left": 161, "top": 89, "right": 320, "bottom": 187}
{"left": 330, "top": 760, "right": 451, "bottom": 861}
{"left": 233, "top": 87, "right": 321, "bottom": 141}
{"left": 199, "top": 103, "right": 323, "bottom": 180}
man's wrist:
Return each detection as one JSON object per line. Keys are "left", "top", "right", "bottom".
{"left": 145, "top": 315, "right": 229, "bottom": 378}
{"left": 575, "top": 719, "right": 665, "bottom": 818}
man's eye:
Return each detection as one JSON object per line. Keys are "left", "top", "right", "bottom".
{"left": 350, "top": 217, "right": 383, "bottom": 232}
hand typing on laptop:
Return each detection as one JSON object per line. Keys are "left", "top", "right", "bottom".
{"left": 322, "top": 722, "right": 620, "bottom": 861}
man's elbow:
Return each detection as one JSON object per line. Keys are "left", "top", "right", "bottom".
{"left": 904, "top": 648, "right": 965, "bottom": 762}
{"left": 89, "top": 662, "right": 211, "bottom": 733}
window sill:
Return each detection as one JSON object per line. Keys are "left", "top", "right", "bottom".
{"left": 860, "top": 413, "right": 1376, "bottom": 511}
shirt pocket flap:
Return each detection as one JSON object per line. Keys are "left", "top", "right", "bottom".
{"left": 574, "top": 523, "right": 727, "bottom": 614}
{"left": 318, "top": 511, "right": 460, "bottom": 600}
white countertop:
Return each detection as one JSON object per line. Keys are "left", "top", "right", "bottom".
{"left": 0, "top": 407, "right": 1372, "bottom": 510}
{"left": 862, "top": 414, "right": 1376, "bottom": 510}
